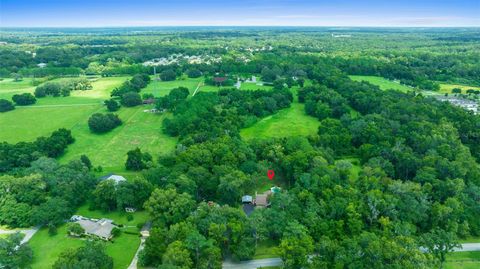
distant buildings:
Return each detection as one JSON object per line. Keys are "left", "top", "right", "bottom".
{"left": 37, "top": 63, "right": 47, "bottom": 68}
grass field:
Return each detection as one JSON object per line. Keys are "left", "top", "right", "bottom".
{"left": 142, "top": 77, "right": 203, "bottom": 97}
{"left": 240, "top": 103, "right": 320, "bottom": 140}
{"left": 254, "top": 239, "right": 279, "bottom": 259}
{"left": 349, "top": 75, "right": 413, "bottom": 92}
{"left": 445, "top": 251, "right": 480, "bottom": 269}
{"left": 29, "top": 205, "right": 147, "bottom": 269}
{"left": 439, "top": 83, "right": 480, "bottom": 94}
{"left": 0, "top": 76, "right": 177, "bottom": 172}
{"left": 0, "top": 78, "right": 36, "bottom": 100}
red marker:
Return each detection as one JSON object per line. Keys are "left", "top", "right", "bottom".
{"left": 267, "top": 170, "right": 275, "bottom": 180}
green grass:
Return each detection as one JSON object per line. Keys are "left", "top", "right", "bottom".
{"left": 439, "top": 84, "right": 480, "bottom": 94}
{"left": 240, "top": 103, "right": 320, "bottom": 140}
{"left": 445, "top": 251, "right": 480, "bottom": 269}
{"left": 1, "top": 76, "right": 177, "bottom": 171}
{"left": 29, "top": 206, "right": 148, "bottom": 269}
{"left": 59, "top": 105, "right": 177, "bottom": 172}
{"left": 142, "top": 77, "right": 203, "bottom": 97}
{"left": 349, "top": 75, "right": 413, "bottom": 92}
{"left": 240, "top": 82, "right": 273, "bottom": 91}
{"left": 0, "top": 78, "right": 36, "bottom": 100}
{"left": 254, "top": 239, "right": 279, "bottom": 259}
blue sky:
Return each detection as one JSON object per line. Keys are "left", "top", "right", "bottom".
{"left": 1, "top": 0, "right": 479, "bottom": 27}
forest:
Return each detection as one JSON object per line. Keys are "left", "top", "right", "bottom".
{"left": 0, "top": 27, "right": 479, "bottom": 269}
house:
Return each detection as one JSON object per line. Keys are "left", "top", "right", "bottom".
{"left": 242, "top": 195, "right": 253, "bottom": 204}
{"left": 37, "top": 63, "right": 47, "bottom": 68}
{"left": 73, "top": 217, "right": 117, "bottom": 240}
{"left": 254, "top": 190, "right": 272, "bottom": 207}
{"left": 213, "top": 77, "right": 227, "bottom": 86}
{"left": 100, "top": 174, "right": 127, "bottom": 184}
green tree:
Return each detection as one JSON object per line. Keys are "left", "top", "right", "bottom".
{"left": 12, "top": 93, "right": 36, "bottom": 106}
{"left": 278, "top": 222, "right": 314, "bottom": 269}
{"left": 0, "top": 233, "right": 33, "bottom": 269}
{"left": 0, "top": 99, "right": 15, "bottom": 112}
{"left": 162, "top": 241, "right": 193, "bottom": 269}
{"left": 422, "top": 229, "right": 461, "bottom": 269}
{"left": 125, "top": 147, "right": 152, "bottom": 171}
{"left": 144, "top": 188, "right": 196, "bottom": 227}
{"left": 121, "top": 92, "right": 142, "bottom": 107}
{"left": 67, "top": 222, "right": 85, "bottom": 236}
{"left": 88, "top": 113, "right": 122, "bottom": 133}
{"left": 104, "top": 98, "right": 120, "bottom": 111}
{"left": 53, "top": 240, "right": 113, "bottom": 269}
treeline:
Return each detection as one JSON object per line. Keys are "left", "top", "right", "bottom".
{"left": 163, "top": 88, "right": 293, "bottom": 145}
{"left": 0, "top": 128, "right": 74, "bottom": 173}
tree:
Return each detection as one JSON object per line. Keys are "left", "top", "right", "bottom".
{"left": 53, "top": 240, "right": 113, "bottom": 269}
{"left": 31, "top": 197, "right": 73, "bottom": 227}
{"left": 160, "top": 69, "right": 177, "bottom": 81}
{"left": 186, "top": 69, "right": 202, "bottom": 78}
{"left": 67, "top": 222, "right": 85, "bottom": 237}
{"left": 80, "top": 155, "right": 92, "bottom": 170}
{"left": 144, "top": 188, "right": 196, "bottom": 227}
{"left": 104, "top": 98, "right": 120, "bottom": 111}
{"left": 0, "top": 99, "right": 15, "bottom": 112}
{"left": 451, "top": 88, "right": 462, "bottom": 94}
{"left": 125, "top": 148, "right": 152, "bottom": 171}
{"left": 0, "top": 233, "right": 33, "bottom": 269}
{"left": 422, "top": 229, "right": 461, "bottom": 269}
{"left": 92, "top": 180, "right": 117, "bottom": 211}
{"left": 278, "top": 222, "right": 314, "bottom": 269}
{"left": 162, "top": 241, "right": 193, "bottom": 269}
{"left": 88, "top": 113, "right": 122, "bottom": 133}
{"left": 12, "top": 93, "right": 36, "bottom": 106}
{"left": 121, "top": 92, "right": 142, "bottom": 107}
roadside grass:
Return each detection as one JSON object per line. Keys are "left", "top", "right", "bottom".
{"left": 254, "top": 239, "right": 279, "bottom": 259}
{"left": 240, "top": 103, "right": 320, "bottom": 140}
{"left": 460, "top": 237, "right": 480, "bottom": 243}
{"left": 349, "top": 75, "right": 413, "bottom": 92}
{"left": 29, "top": 205, "right": 147, "bottom": 269}
{"left": 445, "top": 251, "right": 480, "bottom": 269}
{"left": 439, "top": 83, "right": 480, "bottom": 94}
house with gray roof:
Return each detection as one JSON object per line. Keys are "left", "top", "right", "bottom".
{"left": 74, "top": 217, "right": 117, "bottom": 240}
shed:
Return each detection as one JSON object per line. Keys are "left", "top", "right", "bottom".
{"left": 242, "top": 195, "right": 253, "bottom": 204}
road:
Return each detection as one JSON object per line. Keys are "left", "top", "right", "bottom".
{"left": 127, "top": 238, "right": 145, "bottom": 269}
{"left": 221, "top": 243, "right": 480, "bottom": 269}
{"left": 0, "top": 226, "right": 40, "bottom": 245}
{"left": 192, "top": 82, "right": 203, "bottom": 96}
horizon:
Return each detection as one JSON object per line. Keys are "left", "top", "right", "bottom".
{"left": 1, "top": 0, "right": 479, "bottom": 28}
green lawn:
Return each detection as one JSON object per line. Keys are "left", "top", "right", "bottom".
{"left": 254, "top": 239, "right": 279, "bottom": 259}
{"left": 0, "top": 78, "right": 36, "bottom": 100}
{"left": 439, "top": 83, "right": 480, "bottom": 94}
{"left": 142, "top": 77, "right": 203, "bottom": 97}
{"left": 445, "top": 251, "right": 480, "bottom": 269}
{"left": 29, "top": 205, "right": 148, "bottom": 269}
{"left": 240, "top": 103, "right": 320, "bottom": 140}
{"left": 349, "top": 75, "right": 413, "bottom": 92}
{"left": 1, "top": 76, "right": 177, "bottom": 172}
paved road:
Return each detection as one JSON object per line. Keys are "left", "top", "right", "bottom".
{"left": 222, "top": 243, "right": 480, "bottom": 269}
{"left": 223, "top": 258, "right": 282, "bottom": 269}
{"left": 127, "top": 238, "right": 145, "bottom": 269}
{"left": 192, "top": 82, "right": 203, "bottom": 96}
{"left": 0, "top": 226, "right": 39, "bottom": 245}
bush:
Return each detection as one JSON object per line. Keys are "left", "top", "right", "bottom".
{"left": 125, "top": 147, "right": 153, "bottom": 171}
{"left": 127, "top": 214, "right": 134, "bottom": 221}
{"left": 88, "top": 113, "right": 122, "bottom": 133}
{"left": 12, "top": 93, "right": 36, "bottom": 106}
{"left": 160, "top": 69, "right": 176, "bottom": 81}
{"left": 121, "top": 92, "right": 142, "bottom": 107}
{"left": 104, "top": 98, "right": 120, "bottom": 111}
{"left": 0, "top": 99, "right": 15, "bottom": 112}
{"left": 111, "top": 227, "right": 122, "bottom": 237}
{"left": 186, "top": 69, "right": 202, "bottom": 78}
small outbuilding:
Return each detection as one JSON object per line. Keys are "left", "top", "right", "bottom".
{"left": 100, "top": 174, "right": 127, "bottom": 184}
{"left": 242, "top": 195, "right": 253, "bottom": 204}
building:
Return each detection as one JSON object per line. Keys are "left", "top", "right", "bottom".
{"left": 140, "top": 221, "right": 152, "bottom": 238}
{"left": 213, "top": 77, "right": 227, "bottom": 86}
{"left": 242, "top": 195, "right": 253, "bottom": 204}
{"left": 100, "top": 174, "right": 127, "bottom": 184}
{"left": 37, "top": 63, "right": 47, "bottom": 68}
{"left": 254, "top": 193, "right": 270, "bottom": 207}
{"left": 72, "top": 216, "right": 117, "bottom": 240}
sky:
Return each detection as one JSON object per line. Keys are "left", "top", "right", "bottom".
{"left": 0, "top": 0, "right": 479, "bottom": 27}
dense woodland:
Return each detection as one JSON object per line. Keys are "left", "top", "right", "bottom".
{"left": 1, "top": 27, "right": 480, "bottom": 269}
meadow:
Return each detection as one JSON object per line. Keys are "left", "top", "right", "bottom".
{"left": 445, "top": 251, "right": 480, "bottom": 269}
{"left": 439, "top": 83, "right": 480, "bottom": 94}
{"left": 0, "top": 76, "right": 176, "bottom": 172}
{"left": 349, "top": 75, "right": 413, "bottom": 92}
{"left": 240, "top": 103, "right": 320, "bottom": 140}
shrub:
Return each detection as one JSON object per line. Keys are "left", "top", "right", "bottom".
{"left": 121, "top": 92, "right": 142, "bottom": 107}
{"left": 186, "top": 69, "right": 202, "bottom": 78}
{"left": 0, "top": 99, "right": 15, "bottom": 112}
{"left": 160, "top": 69, "right": 176, "bottom": 81}
{"left": 12, "top": 93, "right": 36, "bottom": 106}
{"left": 88, "top": 113, "right": 122, "bottom": 133}
{"left": 104, "top": 98, "right": 120, "bottom": 111}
